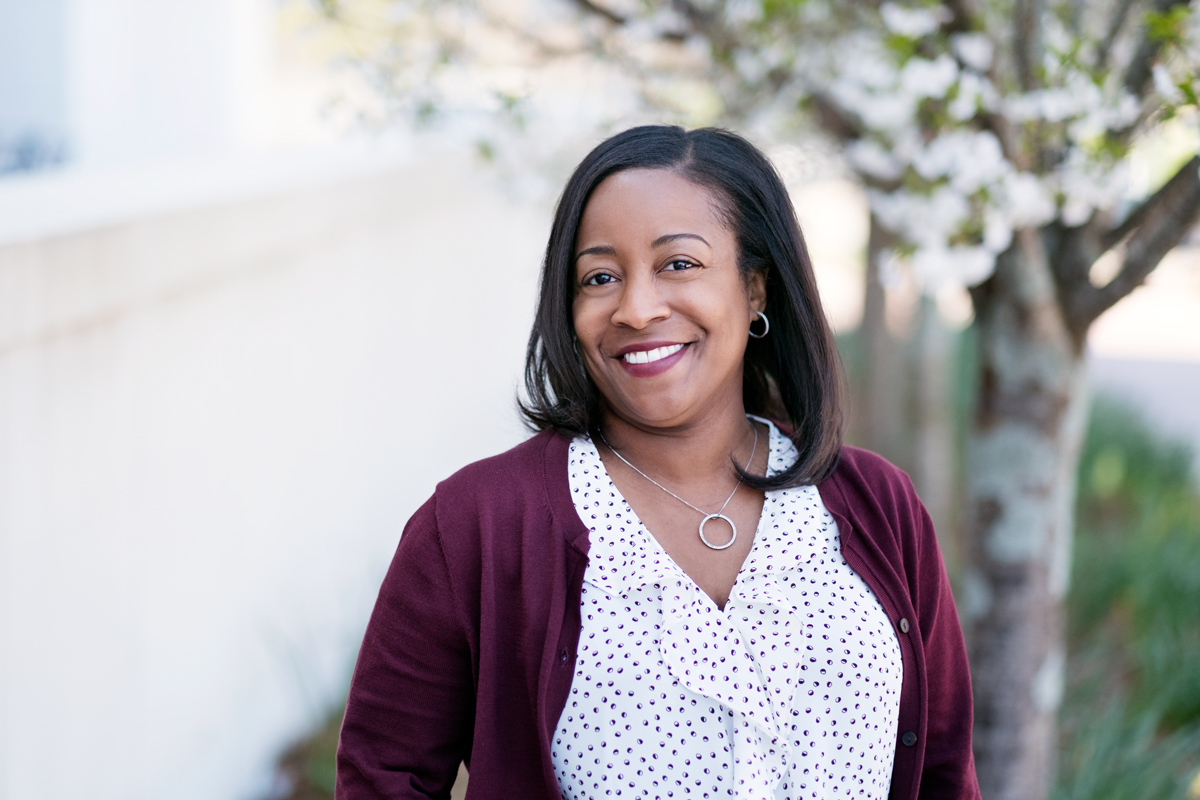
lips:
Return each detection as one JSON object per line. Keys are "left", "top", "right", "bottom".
{"left": 622, "top": 343, "right": 684, "bottom": 364}
{"left": 614, "top": 341, "right": 690, "bottom": 377}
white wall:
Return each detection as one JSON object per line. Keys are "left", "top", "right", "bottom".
{"left": 65, "top": 0, "right": 274, "bottom": 167}
{"left": 1, "top": 0, "right": 280, "bottom": 171}
{"left": 0, "top": 155, "right": 547, "bottom": 800}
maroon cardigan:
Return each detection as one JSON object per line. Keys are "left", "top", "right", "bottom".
{"left": 336, "top": 429, "right": 979, "bottom": 800}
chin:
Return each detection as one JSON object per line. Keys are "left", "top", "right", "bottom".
{"left": 609, "top": 392, "right": 698, "bottom": 428}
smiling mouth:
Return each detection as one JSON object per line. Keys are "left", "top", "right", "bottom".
{"left": 621, "top": 344, "right": 685, "bottom": 364}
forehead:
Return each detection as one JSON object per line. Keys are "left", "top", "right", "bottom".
{"left": 577, "top": 169, "right": 728, "bottom": 245}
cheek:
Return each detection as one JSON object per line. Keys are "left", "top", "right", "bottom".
{"left": 571, "top": 300, "right": 593, "bottom": 344}
{"left": 571, "top": 301, "right": 608, "bottom": 364}
{"left": 693, "top": 285, "right": 750, "bottom": 339}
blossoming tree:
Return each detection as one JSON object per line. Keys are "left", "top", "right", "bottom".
{"left": 308, "top": 0, "right": 1200, "bottom": 796}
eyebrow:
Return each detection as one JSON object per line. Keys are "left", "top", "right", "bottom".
{"left": 652, "top": 232, "right": 710, "bottom": 249}
{"left": 574, "top": 233, "right": 711, "bottom": 261}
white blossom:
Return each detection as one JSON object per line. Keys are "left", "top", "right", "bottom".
{"left": 871, "top": 185, "right": 972, "bottom": 250}
{"left": 1004, "top": 70, "right": 1104, "bottom": 123}
{"left": 734, "top": 48, "right": 770, "bottom": 84}
{"left": 949, "top": 71, "right": 996, "bottom": 120}
{"left": 999, "top": 172, "right": 1057, "bottom": 227}
{"left": 724, "top": 0, "right": 763, "bottom": 25}
{"left": 880, "top": 3, "right": 949, "bottom": 38}
{"left": 1153, "top": 63, "right": 1185, "bottom": 104}
{"left": 863, "top": 92, "right": 920, "bottom": 131}
{"left": 913, "top": 130, "right": 1007, "bottom": 193}
{"left": 1068, "top": 87, "right": 1141, "bottom": 141}
{"left": 1112, "top": 91, "right": 1143, "bottom": 128}
{"left": 755, "top": 0, "right": 1174, "bottom": 291}
{"left": 330, "top": 0, "right": 1197, "bottom": 299}
{"left": 836, "top": 38, "right": 902, "bottom": 90}
{"left": 901, "top": 55, "right": 959, "bottom": 99}
{"left": 684, "top": 35, "right": 713, "bottom": 64}
{"left": 951, "top": 33, "right": 994, "bottom": 72}
{"left": 620, "top": 19, "right": 661, "bottom": 43}
{"left": 846, "top": 139, "right": 904, "bottom": 181}
{"left": 889, "top": 128, "right": 925, "bottom": 165}
{"left": 1054, "top": 150, "right": 1129, "bottom": 226}
{"left": 1005, "top": 87, "right": 1080, "bottom": 122}
{"left": 983, "top": 208, "right": 1014, "bottom": 253}
{"left": 1042, "top": 15, "right": 1073, "bottom": 58}
{"left": 912, "top": 245, "right": 997, "bottom": 289}
{"left": 829, "top": 41, "right": 922, "bottom": 133}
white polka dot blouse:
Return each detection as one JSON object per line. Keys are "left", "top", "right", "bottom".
{"left": 552, "top": 418, "right": 903, "bottom": 800}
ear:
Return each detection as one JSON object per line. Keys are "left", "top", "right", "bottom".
{"left": 745, "top": 269, "right": 767, "bottom": 316}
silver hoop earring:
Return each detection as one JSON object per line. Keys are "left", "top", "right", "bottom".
{"left": 749, "top": 310, "right": 770, "bottom": 338}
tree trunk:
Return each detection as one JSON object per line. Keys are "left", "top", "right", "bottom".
{"left": 912, "top": 294, "right": 957, "bottom": 571}
{"left": 861, "top": 216, "right": 904, "bottom": 461}
{"left": 965, "top": 232, "right": 1090, "bottom": 800}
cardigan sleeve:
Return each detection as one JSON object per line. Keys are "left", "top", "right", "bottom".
{"left": 336, "top": 493, "right": 475, "bottom": 800}
{"left": 909, "top": 491, "right": 980, "bottom": 800}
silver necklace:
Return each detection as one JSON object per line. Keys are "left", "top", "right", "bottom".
{"left": 597, "top": 423, "right": 759, "bottom": 551}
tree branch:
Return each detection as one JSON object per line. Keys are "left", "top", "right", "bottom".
{"left": 1067, "top": 0, "right": 1086, "bottom": 34}
{"left": 1048, "top": 217, "right": 1109, "bottom": 343}
{"left": 472, "top": 2, "right": 596, "bottom": 61}
{"left": 1069, "top": 154, "right": 1200, "bottom": 328}
{"left": 1103, "top": 155, "right": 1197, "bottom": 250}
{"left": 1095, "top": 0, "right": 1140, "bottom": 71}
{"left": 1013, "top": 0, "right": 1046, "bottom": 90}
{"left": 669, "top": 0, "right": 740, "bottom": 56}
{"left": 809, "top": 93, "right": 865, "bottom": 142}
{"left": 941, "top": 0, "right": 982, "bottom": 32}
{"left": 1123, "top": 0, "right": 1191, "bottom": 99}
{"left": 569, "top": 0, "right": 626, "bottom": 26}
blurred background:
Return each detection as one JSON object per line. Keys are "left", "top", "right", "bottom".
{"left": 1, "top": 1, "right": 1198, "bottom": 799}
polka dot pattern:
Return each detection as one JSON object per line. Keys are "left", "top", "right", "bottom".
{"left": 552, "top": 418, "right": 903, "bottom": 800}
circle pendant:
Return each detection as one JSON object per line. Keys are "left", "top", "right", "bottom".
{"left": 698, "top": 513, "right": 738, "bottom": 550}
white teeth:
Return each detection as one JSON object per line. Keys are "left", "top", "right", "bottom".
{"left": 623, "top": 344, "right": 684, "bottom": 364}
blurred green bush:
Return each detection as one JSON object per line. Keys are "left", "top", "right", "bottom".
{"left": 1055, "top": 394, "right": 1200, "bottom": 800}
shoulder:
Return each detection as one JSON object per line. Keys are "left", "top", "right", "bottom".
{"left": 824, "top": 445, "right": 916, "bottom": 495}
{"left": 427, "top": 427, "right": 585, "bottom": 557}
{"left": 395, "top": 427, "right": 583, "bottom": 595}
{"left": 819, "top": 445, "right": 925, "bottom": 531}
{"left": 436, "top": 427, "right": 570, "bottom": 507}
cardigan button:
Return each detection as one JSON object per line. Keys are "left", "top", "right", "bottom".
{"left": 899, "top": 618, "right": 910, "bottom": 634}
{"left": 901, "top": 731, "right": 917, "bottom": 747}
{"left": 559, "top": 648, "right": 569, "bottom": 663}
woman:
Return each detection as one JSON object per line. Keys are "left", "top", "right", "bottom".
{"left": 336, "top": 126, "right": 979, "bottom": 800}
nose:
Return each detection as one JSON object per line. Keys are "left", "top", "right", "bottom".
{"left": 611, "top": 271, "right": 670, "bottom": 329}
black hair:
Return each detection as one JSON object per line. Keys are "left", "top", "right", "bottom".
{"left": 519, "top": 125, "right": 844, "bottom": 489}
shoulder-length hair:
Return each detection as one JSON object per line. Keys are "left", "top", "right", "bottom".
{"left": 520, "top": 125, "right": 844, "bottom": 489}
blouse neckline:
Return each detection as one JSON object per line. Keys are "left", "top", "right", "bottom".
{"left": 575, "top": 416, "right": 827, "bottom": 607}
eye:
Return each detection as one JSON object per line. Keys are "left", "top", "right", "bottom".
{"left": 583, "top": 271, "right": 617, "bottom": 287}
{"left": 663, "top": 259, "right": 698, "bottom": 272}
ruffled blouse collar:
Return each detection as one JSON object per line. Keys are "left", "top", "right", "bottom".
{"left": 571, "top": 417, "right": 838, "bottom": 798}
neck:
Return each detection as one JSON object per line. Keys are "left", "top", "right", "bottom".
{"left": 598, "top": 398, "right": 760, "bottom": 485}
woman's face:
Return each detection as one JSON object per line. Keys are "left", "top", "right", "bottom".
{"left": 572, "top": 168, "right": 766, "bottom": 430}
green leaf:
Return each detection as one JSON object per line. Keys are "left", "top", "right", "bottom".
{"left": 1145, "top": 6, "right": 1192, "bottom": 47}
{"left": 760, "top": 0, "right": 808, "bottom": 20}
{"left": 883, "top": 33, "right": 919, "bottom": 60}
{"left": 1180, "top": 80, "right": 1199, "bottom": 107}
